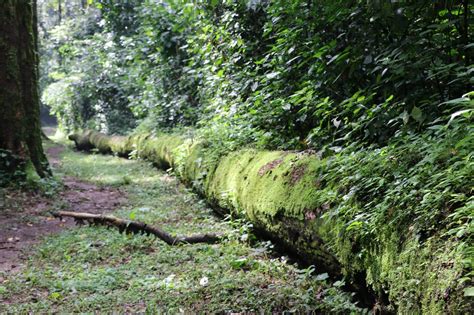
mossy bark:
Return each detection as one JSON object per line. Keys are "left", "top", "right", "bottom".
{"left": 0, "top": 0, "right": 50, "bottom": 180}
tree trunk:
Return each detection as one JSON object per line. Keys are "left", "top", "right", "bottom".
{"left": 58, "top": 0, "right": 62, "bottom": 24}
{"left": 65, "top": 0, "right": 73, "bottom": 18}
{"left": 0, "top": 0, "right": 50, "bottom": 181}
{"left": 463, "top": 0, "right": 470, "bottom": 65}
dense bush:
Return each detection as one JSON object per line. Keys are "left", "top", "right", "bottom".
{"left": 40, "top": 0, "right": 472, "bottom": 148}
{"left": 0, "top": 150, "right": 27, "bottom": 187}
{"left": 39, "top": 3, "right": 136, "bottom": 134}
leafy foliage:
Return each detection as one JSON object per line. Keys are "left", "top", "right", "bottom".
{"left": 40, "top": 0, "right": 472, "bottom": 148}
{"left": 0, "top": 150, "right": 27, "bottom": 187}
{"left": 39, "top": 1, "right": 136, "bottom": 134}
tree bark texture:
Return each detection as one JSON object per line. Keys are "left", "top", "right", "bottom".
{"left": 0, "top": 0, "right": 50, "bottom": 178}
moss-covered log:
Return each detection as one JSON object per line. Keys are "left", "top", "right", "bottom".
{"left": 69, "top": 130, "right": 472, "bottom": 313}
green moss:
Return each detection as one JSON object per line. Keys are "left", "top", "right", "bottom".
{"left": 177, "top": 141, "right": 212, "bottom": 189}
{"left": 196, "top": 150, "right": 342, "bottom": 276}
{"left": 25, "top": 160, "right": 41, "bottom": 184}
{"left": 139, "top": 134, "right": 184, "bottom": 168}
{"left": 108, "top": 136, "right": 128, "bottom": 156}
{"left": 378, "top": 236, "right": 467, "bottom": 314}
{"left": 90, "top": 132, "right": 112, "bottom": 154}
{"left": 207, "top": 150, "right": 334, "bottom": 227}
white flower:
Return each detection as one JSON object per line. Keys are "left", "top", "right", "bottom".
{"left": 164, "top": 274, "right": 175, "bottom": 285}
{"left": 199, "top": 276, "right": 209, "bottom": 287}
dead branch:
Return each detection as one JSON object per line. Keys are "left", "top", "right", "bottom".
{"left": 52, "top": 211, "right": 222, "bottom": 245}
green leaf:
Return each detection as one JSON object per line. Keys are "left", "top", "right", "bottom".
{"left": 266, "top": 72, "right": 280, "bottom": 80}
{"left": 327, "top": 54, "right": 339, "bottom": 65}
{"left": 448, "top": 109, "right": 473, "bottom": 124}
{"left": 464, "top": 287, "right": 474, "bottom": 297}
{"left": 346, "top": 221, "right": 363, "bottom": 232}
{"left": 315, "top": 273, "right": 329, "bottom": 281}
{"left": 230, "top": 258, "right": 248, "bottom": 269}
{"left": 411, "top": 106, "right": 423, "bottom": 123}
{"left": 402, "top": 110, "right": 410, "bottom": 124}
{"left": 49, "top": 292, "right": 62, "bottom": 300}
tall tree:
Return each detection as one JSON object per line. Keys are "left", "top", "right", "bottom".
{"left": 0, "top": 0, "right": 51, "bottom": 181}
{"left": 58, "top": 0, "right": 62, "bottom": 24}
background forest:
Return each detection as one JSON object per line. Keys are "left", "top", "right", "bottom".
{"left": 2, "top": 0, "right": 472, "bottom": 313}
{"left": 41, "top": 0, "right": 472, "bottom": 150}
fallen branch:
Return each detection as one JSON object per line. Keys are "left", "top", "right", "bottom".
{"left": 53, "top": 211, "right": 222, "bottom": 245}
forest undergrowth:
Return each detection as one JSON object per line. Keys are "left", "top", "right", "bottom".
{"left": 0, "top": 136, "right": 363, "bottom": 313}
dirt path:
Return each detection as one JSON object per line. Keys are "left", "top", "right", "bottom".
{"left": 0, "top": 144, "right": 126, "bottom": 274}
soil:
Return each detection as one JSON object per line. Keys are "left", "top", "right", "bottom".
{"left": 0, "top": 144, "right": 127, "bottom": 274}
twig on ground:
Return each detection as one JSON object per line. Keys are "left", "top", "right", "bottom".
{"left": 52, "top": 211, "right": 222, "bottom": 245}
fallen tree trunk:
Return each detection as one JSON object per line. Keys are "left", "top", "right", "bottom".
{"left": 53, "top": 211, "right": 222, "bottom": 245}
{"left": 67, "top": 131, "right": 343, "bottom": 272}
{"left": 68, "top": 131, "right": 94, "bottom": 151}
{"left": 67, "top": 130, "right": 471, "bottom": 313}
{"left": 66, "top": 131, "right": 369, "bottom": 304}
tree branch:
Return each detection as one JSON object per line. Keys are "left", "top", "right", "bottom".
{"left": 53, "top": 211, "right": 222, "bottom": 245}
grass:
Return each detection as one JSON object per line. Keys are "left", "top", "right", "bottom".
{"left": 0, "top": 139, "right": 363, "bottom": 313}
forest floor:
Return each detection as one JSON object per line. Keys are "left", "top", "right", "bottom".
{"left": 0, "top": 134, "right": 361, "bottom": 313}
{"left": 0, "top": 144, "right": 125, "bottom": 274}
